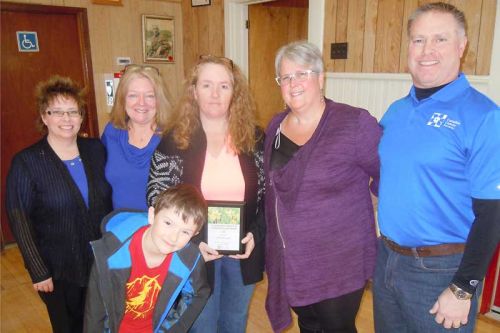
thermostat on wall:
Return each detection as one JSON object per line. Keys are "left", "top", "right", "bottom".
{"left": 116, "top": 57, "right": 132, "bottom": 66}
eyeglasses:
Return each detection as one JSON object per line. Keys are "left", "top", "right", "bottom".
{"left": 198, "top": 55, "right": 234, "bottom": 70}
{"left": 124, "top": 64, "right": 160, "bottom": 75}
{"left": 46, "top": 110, "right": 82, "bottom": 118}
{"left": 275, "top": 70, "right": 318, "bottom": 86}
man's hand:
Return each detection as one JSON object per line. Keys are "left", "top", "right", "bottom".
{"left": 33, "top": 277, "right": 54, "bottom": 293}
{"left": 429, "top": 287, "right": 471, "bottom": 329}
{"left": 229, "top": 232, "right": 255, "bottom": 260}
{"left": 199, "top": 242, "right": 223, "bottom": 262}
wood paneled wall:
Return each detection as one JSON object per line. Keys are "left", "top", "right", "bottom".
{"left": 181, "top": 0, "right": 225, "bottom": 77}
{"left": 5, "top": 0, "right": 184, "bottom": 134}
{"left": 323, "top": 0, "right": 497, "bottom": 75}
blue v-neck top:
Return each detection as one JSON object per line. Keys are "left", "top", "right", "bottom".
{"left": 102, "top": 122, "right": 161, "bottom": 211}
{"left": 63, "top": 156, "right": 89, "bottom": 208}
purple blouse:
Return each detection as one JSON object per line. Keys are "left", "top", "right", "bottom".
{"left": 264, "top": 98, "right": 381, "bottom": 332}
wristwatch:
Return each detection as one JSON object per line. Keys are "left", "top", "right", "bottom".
{"left": 449, "top": 283, "right": 473, "bottom": 300}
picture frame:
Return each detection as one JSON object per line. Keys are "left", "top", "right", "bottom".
{"left": 205, "top": 201, "right": 245, "bottom": 255}
{"left": 92, "top": 0, "right": 123, "bottom": 6}
{"left": 191, "top": 0, "right": 211, "bottom": 7}
{"left": 142, "top": 15, "right": 175, "bottom": 63}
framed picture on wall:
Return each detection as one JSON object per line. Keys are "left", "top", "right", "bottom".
{"left": 142, "top": 15, "right": 175, "bottom": 63}
{"left": 191, "top": 0, "right": 211, "bottom": 7}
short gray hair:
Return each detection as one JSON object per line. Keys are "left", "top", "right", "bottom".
{"left": 275, "top": 40, "right": 324, "bottom": 77}
{"left": 407, "top": 2, "right": 466, "bottom": 37}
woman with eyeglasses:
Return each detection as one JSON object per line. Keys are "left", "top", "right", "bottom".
{"left": 102, "top": 64, "right": 172, "bottom": 210}
{"left": 146, "top": 56, "right": 265, "bottom": 333}
{"left": 264, "top": 41, "right": 381, "bottom": 333}
{"left": 5, "top": 76, "right": 112, "bottom": 333}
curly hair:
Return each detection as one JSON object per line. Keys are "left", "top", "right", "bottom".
{"left": 110, "top": 65, "right": 173, "bottom": 132}
{"left": 170, "top": 56, "right": 259, "bottom": 154}
{"left": 35, "top": 75, "right": 86, "bottom": 133}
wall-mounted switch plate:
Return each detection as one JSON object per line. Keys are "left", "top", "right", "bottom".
{"left": 105, "top": 79, "right": 114, "bottom": 106}
{"left": 330, "top": 43, "right": 348, "bottom": 59}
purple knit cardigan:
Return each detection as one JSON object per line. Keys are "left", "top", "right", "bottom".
{"left": 263, "top": 98, "right": 381, "bottom": 332}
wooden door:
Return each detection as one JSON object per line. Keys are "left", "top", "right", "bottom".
{"left": 1, "top": 2, "right": 99, "bottom": 244}
{"left": 248, "top": 0, "right": 308, "bottom": 128}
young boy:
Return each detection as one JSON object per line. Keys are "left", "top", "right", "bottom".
{"left": 84, "top": 184, "right": 210, "bottom": 333}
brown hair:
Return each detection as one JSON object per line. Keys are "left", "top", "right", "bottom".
{"left": 169, "top": 56, "right": 259, "bottom": 154}
{"left": 35, "top": 75, "right": 86, "bottom": 133}
{"left": 153, "top": 184, "right": 207, "bottom": 231}
{"left": 110, "top": 65, "right": 173, "bottom": 132}
{"left": 407, "top": 2, "right": 466, "bottom": 37}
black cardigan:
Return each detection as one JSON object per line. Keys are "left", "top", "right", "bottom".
{"left": 6, "top": 136, "right": 112, "bottom": 286}
{"left": 147, "top": 127, "right": 265, "bottom": 286}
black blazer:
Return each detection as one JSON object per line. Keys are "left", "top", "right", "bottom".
{"left": 6, "top": 136, "right": 112, "bottom": 285}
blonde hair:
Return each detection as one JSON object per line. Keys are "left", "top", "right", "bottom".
{"left": 110, "top": 66, "right": 172, "bottom": 131}
{"left": 35, "top": 75, "right": 86, "bottom": 133}
{"left": 408, "top": 2, "right": 466, "bottom": 37}
{"left": 170, "top": 56, "right": 259, "bottom": 154}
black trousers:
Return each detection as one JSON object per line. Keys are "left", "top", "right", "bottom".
{"left": 292, "top": 285, "right": 366, "bottom": 333}
{"left": 38, "top": 280, "right": 87, "bottom": 333}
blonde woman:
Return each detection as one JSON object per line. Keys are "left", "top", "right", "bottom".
{"left": 102, "top": 65, "right": 172, "bottom": 210}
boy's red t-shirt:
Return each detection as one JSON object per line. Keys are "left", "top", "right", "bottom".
{"left": 119, "top": 226, "right": 173, "bottom": 333}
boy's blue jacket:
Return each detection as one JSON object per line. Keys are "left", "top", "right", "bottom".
{"left": 84, "top": 210, "right": 210, "bottom": 333}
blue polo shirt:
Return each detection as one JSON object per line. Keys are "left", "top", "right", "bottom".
{"left": 378, "top": 73, "right": 500, "bottom": 246}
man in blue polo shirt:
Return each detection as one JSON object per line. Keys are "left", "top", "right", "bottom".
{"left": 374, "top": 2, "right": 500, "bottom": 332}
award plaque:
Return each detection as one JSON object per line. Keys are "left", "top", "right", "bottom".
{"left": 205, "top": 201, "right": 245, "bottom": 255}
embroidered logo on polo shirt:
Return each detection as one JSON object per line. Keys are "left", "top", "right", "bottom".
{"left": 427, "top": 113, "right": 448, "bottom": 127}
{"left": 427, "top": 113, "right": 461, "bottom": 129}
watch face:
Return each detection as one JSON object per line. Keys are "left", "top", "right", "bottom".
{"left": 456, "top": 290, "right": 467, "bottom": 299}
{"left": 450, "top": 284, "right": 472, "bottom": 300}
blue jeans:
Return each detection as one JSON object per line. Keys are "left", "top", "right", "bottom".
{"left": 373, "top": 239, "right": 481, "bottom": 333}
{"left": 189, "top": 257, "right": 256, "bottom": 333}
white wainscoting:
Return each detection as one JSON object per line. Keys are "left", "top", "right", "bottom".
{"left": 324, "top": 73, "right": 492, "bottom": 121}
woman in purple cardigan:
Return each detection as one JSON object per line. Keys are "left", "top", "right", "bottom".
{"left": 264, "top": 41, "right": 381, "bottom": 333}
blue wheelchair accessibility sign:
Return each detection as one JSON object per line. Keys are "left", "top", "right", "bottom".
{"left": 17, "top": 31, "right": 39, "bottom": 52}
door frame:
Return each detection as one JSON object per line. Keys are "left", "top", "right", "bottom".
{"left": 224, "top": 0, "right": 324, "bottom": 77}
{"left": 1, "top": 2, "right": 99, "bottom": 137}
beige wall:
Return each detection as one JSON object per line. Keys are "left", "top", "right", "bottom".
{"left": 4, "top": 0, "right": 184, "bottom": 134}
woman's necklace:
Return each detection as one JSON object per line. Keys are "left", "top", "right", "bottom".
{"left": 128, "top": 123, "right": 155, "bottom": 148}
{"left": 47, "top": 135, "right": 79, "bottom": 160}
{"left": 283, "top": 103, "right": 325, "bottom": 145}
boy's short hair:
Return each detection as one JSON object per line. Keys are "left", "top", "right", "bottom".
{"left": 154, "top": 184, "right": 207, "bottom": 231}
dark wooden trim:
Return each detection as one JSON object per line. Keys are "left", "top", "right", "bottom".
{"left": 262, "top": 0, "right": 308, "bottom": 8}
{"left": 76, "top": 9, "right": 99, "bottom": 138}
